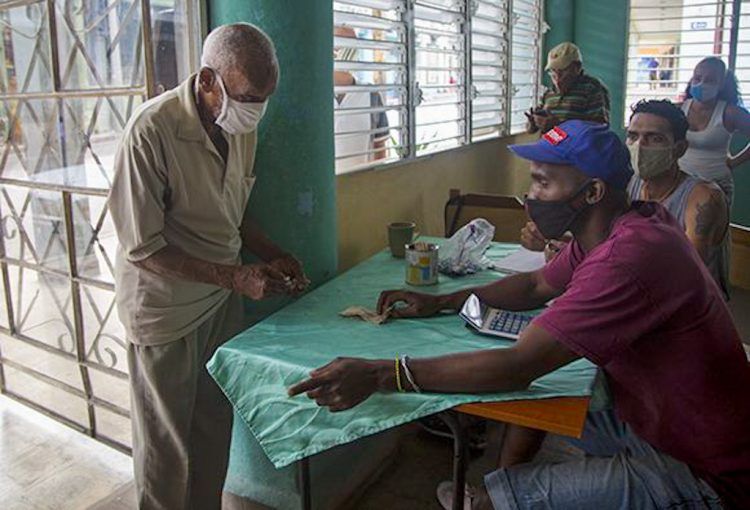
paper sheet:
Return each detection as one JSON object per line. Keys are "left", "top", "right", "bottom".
{"left": 339, "top": 306, "right": 392, "bottom": 325}
{"left": 491, "top": 247, "right": 546, "bottom": 274}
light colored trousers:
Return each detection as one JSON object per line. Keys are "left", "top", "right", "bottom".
{"left": 128, "top": 294, "right": 245, "bottom": 510}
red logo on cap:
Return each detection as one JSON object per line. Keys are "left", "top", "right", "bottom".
{"left": 543, "top": 126, "right": 568, "bottom": 145}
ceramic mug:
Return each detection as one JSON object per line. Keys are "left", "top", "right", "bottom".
{"left": 387, "top": 222, "right": 417, "bottom": 258}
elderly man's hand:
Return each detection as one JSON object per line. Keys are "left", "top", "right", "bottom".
{"left": 270, "top": 254, "right": 310, "bottom": 296}
{"left": 232, "top": 263, "right": 288, "bottom": 300}
{"left": 520, "top": 221, "right": 547, "bottom": 252}
{"left": 287, "top": 357, "right": 382, "bottom": 412}
{"left": 377, "top": 290, "right": 443, "bottom": 318}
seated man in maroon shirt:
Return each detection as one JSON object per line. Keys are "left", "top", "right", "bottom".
{"left": 288, "top": 121, "right": 750, "bottom": 510}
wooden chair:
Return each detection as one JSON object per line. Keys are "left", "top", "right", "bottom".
{"left": 444, "top": 189, "right": 527, "bottom": 243}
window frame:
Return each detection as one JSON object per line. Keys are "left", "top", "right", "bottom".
{"left": 333, "top": 0, "right": 544, "bottom": 175}
{"left": 0, "top": 0, "right": 203, "bottom": 455}
{"left": 624, "top": 0, "right": 749, "bottom": 126}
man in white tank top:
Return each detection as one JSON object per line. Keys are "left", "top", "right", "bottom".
{"left": 626, "top": 100, "right": 729, "bottom": 299}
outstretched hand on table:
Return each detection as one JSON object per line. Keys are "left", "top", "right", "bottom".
{"left": 287, "top": 357, "right": 383, "bottom": 412}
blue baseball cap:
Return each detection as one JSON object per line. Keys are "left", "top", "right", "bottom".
{"left": 508, "top": 120, "right": 633, "bottom": 190}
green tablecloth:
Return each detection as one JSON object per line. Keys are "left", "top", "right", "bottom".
{"left": 208, "top": 241, "right": 597, "bottom": 469}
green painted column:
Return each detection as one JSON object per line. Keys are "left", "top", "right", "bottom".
{"left": 207, "top": 1, "right": 337, "bottom": 506}
{"left": 543, "top": 0, "right": 630, "bottom": 137}
{"left": 574, "top": 0, "right": 630, "bottom": 137}
{"left": 730, "top": 135, "right": 750, "bottom": 226}
{"left": 209, "top": 0, "right": 337, "bottom": 303}
{"left": 542, "top": 0, "right": 575, "bottom": 90}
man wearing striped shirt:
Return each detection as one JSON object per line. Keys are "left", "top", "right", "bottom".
{"left": 526, "top": 42, "right": 610, "bottom": 134}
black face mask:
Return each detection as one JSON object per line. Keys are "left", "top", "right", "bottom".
{"left": 525, "top": 180, "right": 592, "bottom": 240}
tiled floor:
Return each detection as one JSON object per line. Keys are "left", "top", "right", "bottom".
{"left": 0, "top": 396, "right": 132, "bottom": 510}
{"left": 3, "top": 287, "right": 750, "bottom": 510}
{"left": 1, "top": 397, "right": 578, "bottom": 510}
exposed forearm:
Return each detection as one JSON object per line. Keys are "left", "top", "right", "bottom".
{"left": 687, "top": 234, "right": 711, "bottom": 264}
{"left": 240, "top": 220, "right": 288, "bottom": 261}
{"left": 726, "top": 107, "right": 750, "bottom": 168}
{"left": 374, "top": 349, "right": 531, "bottom": 394}
{"left": 438, "top": 272, "right": 551, "bottom": 313}
{"left": 687, "top": 187, "right": 728, "bottom": 257}
{"left": 729, "top": 143, "right": 750, "bottom": 169}
{"left": 133, "top": 245, "right": 237, "bottom": 289}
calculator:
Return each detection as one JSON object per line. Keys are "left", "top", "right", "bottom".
{"left": 487, "top": 310, "right": 533, "bottom": 338}
{"left": 459, "top": 293, "right": 535, "bottom": 340}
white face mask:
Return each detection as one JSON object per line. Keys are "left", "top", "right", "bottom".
{"left": 214, "top": 72, "right": 267, "bottom": 135}
{"left": 628, "top": 140, "right": 674, "bottom": 180}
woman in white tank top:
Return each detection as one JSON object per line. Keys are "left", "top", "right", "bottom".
{"left": 679, "top": 57, "right": 750, "bottom": 207}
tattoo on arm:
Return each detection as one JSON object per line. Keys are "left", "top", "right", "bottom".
{"left": 695, "top": 192, "right": 724, "bottom": 238}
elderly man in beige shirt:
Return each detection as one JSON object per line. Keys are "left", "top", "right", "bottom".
{"left": 108, "top": 23, "right": 308, "bottom": 509}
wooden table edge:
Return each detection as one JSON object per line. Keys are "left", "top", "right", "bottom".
{"left": 454, "top": 396, "right": 591, "bottom": 438}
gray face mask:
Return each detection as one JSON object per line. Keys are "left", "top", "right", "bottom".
{"left": 628, "top": 140, "right": 674, "bottom": 180}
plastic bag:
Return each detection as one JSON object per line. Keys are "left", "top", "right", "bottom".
{"left": 438, "top": 218, "right": 495, "bottom": 275}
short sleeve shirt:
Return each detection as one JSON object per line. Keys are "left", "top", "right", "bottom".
{"left": 534, "top": 202, "right": 750, "bottom": 508}
{"left": 108, "top": 75, "right": 258, "bottom": 345}
{"left": 541, "top": 73, "right": 610, "bottom": 125}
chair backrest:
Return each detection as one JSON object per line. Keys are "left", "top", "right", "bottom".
{"left": 444, "top": 189, "right": 527, "bottom": 243}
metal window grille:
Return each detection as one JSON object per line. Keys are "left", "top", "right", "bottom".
{"left": 413, "top": 0, "right": 467, "bottom": 155}
{"left": 471, "top": 0, "right": 510, "bottom": 141}
{"left": 333, "top": 0, "right": 409, "bottom": 173}
{"left": 0, "top": 0, "right": 201, "bottom": 453}
{"left": 625, "top": 0, "right": 747, "bottom": 121}
{"left": 333, "top": 0, "right": 544, "bottom": 174}
{"left": 508, "top": 0, "right": 543, "bottom": 134}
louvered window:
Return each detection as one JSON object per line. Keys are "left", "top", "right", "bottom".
{"left": 334, "top": 0, "right": 544, "bottom": 174}
{"left": 625, "top": 0, "right": 748, "bottom": 120}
